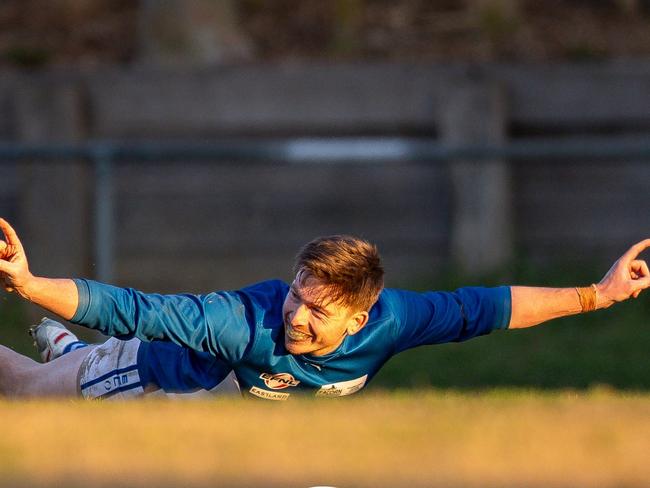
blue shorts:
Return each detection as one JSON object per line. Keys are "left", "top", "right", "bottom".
{"left": 137, "top": 339, "right": 235, "bottom": 393}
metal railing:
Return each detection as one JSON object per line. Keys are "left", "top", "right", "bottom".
{"left": 2, "top": 136, "right": 650, "bottom": 282}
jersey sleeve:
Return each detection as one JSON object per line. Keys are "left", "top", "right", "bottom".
{"left": 387, "top": 286, "right": 511, "bottom": 354}
{"left": 70, "top": 278, "right": 254, "bottom": 363}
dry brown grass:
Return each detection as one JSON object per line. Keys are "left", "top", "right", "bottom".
{"left": 1, "top": 389, "right": 649, "bottom": 488}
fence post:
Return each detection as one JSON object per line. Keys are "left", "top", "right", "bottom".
{"left": 440, "top": 74, "right": 513, "bottom": 276}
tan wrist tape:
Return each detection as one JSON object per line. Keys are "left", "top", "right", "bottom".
{"left": 575, "top": 284, "right": 598, "bottom": 313}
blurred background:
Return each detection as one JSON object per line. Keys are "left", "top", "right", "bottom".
{"left": 1, "top": 0, "right": 650, "bottom": 390}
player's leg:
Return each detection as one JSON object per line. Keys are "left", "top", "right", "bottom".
{"left": 27, "top": 318, "right": 155, "bottom": 399}
{"left": 28, "top": 318, "right": 240, "bottom": 398}
{"left": 0, "top": 343, "right": 93, "bottom": 398}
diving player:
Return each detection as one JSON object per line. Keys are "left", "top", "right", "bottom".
{"left": 0, "top": 218, "right": 648, "bottom": 400}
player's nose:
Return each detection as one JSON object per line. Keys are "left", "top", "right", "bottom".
{"left": 290, "top": 303, "right": 310, "bottom": 325}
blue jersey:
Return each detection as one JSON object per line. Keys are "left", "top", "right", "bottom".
{"left": 71, "top": 279, "right": 511, "bottom": 399}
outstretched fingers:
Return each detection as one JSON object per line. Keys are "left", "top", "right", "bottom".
{"left": 621, "top": 238, "right": 650, "bottom": 263}
{"left": 0, "top": 218, "right": 24, "bottom": 252}
{"left": 598, "top": 240, "right": 650, "bottom": 305}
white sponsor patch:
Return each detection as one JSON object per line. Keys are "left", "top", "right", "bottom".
{"left": 249, "top": 386, "right": 290, "bottom": 401}
{"left": 315, "top": 374, "right": 368, "bottom": 397}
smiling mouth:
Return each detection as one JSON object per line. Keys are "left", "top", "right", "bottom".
{"left": 285, "top": 324, "right": 311, "bottom": 341}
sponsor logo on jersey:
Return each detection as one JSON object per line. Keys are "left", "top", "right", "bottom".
{"left": 315, "top": 374, "right": 368, "bottom": 397}
{"left": 249, "top": 386, "right": 290, "bottom": 401}
{"left": 259, "top": 372, "right": 301, "bottom": 389}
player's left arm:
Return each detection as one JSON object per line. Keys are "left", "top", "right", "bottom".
{"left": 0, "top": 218, "right": 79, "bottom": 319}
{"left": 509, "top": 239, "right": 650, "bottom": 329}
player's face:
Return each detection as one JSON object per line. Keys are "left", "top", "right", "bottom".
{"left": 282, "top": 272, "right": 369, "bottom": 356}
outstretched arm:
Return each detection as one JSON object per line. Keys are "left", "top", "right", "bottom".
{"left": 509, "top": 239, "right": 650, "bottom": 328}
{"left": 0, "top": 218, "right": 250, "bottom": 360}
{"left": 0, "top": 218, "right": 78, "bottom": 320}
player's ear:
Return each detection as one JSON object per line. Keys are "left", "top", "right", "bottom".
{"left": 346, "top": 311, "right": 369, "bottom": 335}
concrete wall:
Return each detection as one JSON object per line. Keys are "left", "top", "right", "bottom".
{"left": 2, "top": 63, "right": 650, "bottom": 293}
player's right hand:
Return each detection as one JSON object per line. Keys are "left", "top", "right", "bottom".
{"left": 0, "top": 218, "right": 33, "bottom": 295}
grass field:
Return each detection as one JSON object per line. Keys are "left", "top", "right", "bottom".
{"left": 1, "top": 389, "right": 650, "bottom": 488}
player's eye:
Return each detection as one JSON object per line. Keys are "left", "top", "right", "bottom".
{"left": 312, "top": 307, "right": 327, "bottom": 319}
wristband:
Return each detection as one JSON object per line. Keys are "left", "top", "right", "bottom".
{"left": 575, "top": 284, "right": 598, "bottom": 312}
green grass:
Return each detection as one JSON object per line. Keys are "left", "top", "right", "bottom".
{"left": 0, "top": 294, "right": 34, "bottom": 358}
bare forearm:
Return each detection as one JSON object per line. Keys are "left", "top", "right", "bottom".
{"left": 18, "top": 276, "right": 79, "bottom": 321}
{"left": 509, "top": 285, "right": 605, "bottom": 329}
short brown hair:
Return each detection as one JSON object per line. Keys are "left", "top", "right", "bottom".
{"left": 293, "top": 235, "right": 384, "bottom": 311}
